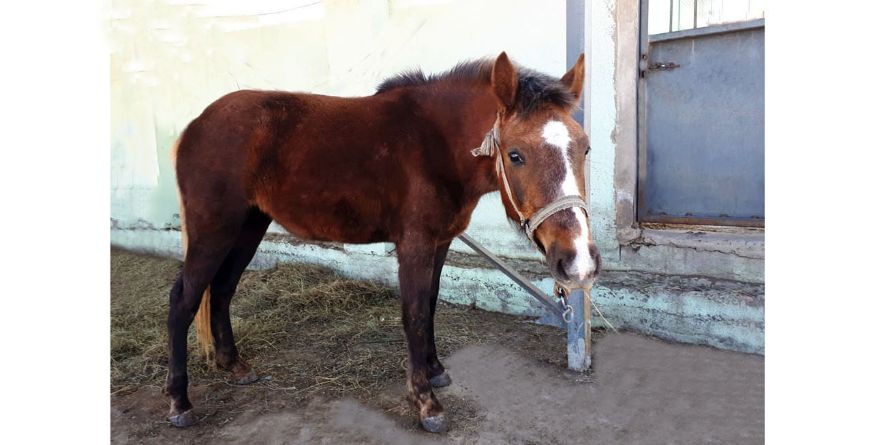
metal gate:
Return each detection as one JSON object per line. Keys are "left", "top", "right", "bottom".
{"left": 638, "top": 0, "right": 765, "bottom": 226}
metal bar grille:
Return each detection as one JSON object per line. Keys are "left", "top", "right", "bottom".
{"left": 651, "top": 0, "right": 765, "bottom": 35}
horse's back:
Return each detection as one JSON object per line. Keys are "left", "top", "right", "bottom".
{"left": 175, "top": 89, "right": 423, "bottom": 243}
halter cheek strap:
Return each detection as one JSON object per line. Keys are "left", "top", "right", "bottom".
{"left": 472, "top": 115, "right": 589, "bottom": 242}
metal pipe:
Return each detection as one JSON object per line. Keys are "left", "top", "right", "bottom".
{"left": 669, "top": 0, "right": 674, "bottom": 32}
{"left": 456, "top": 234, "right": 564, "bottom": 317}
{"left": 693, "top": 0, "right": 698, "bottom": 29}
{"left": 457, "top": 233, "right": 594, "bottom": 371}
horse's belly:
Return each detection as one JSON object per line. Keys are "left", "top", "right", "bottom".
{"left": 252, "top": 141, "right": 409, "bottom": 244}
{"left": 262, "top": 193, "right": 393, "bottom": 244}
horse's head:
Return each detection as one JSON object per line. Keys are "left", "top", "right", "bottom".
{"left": 478, "top": 52, "right": 600, "bottom": 289}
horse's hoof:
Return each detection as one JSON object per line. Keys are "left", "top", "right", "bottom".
{"left": 429, "top": 372, "right": 452, "bottom": 388}
{"left": 421, "top": 414, "right": 448, "bottom": 433}
{"left": 233, "top": 369, "right": 259, "bottom": 385}
{"left": 168, "top": 409, "right": 197, "bottom": 428}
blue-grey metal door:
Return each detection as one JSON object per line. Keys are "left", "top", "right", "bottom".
{"left": 639, "top": 0, "right": 764, "bottom": 226}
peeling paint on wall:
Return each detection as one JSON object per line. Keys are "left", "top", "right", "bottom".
{"left": 111, "top": 228, "right": 764, "bottom": 354}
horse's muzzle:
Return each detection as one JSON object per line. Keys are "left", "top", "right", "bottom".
{"left": 546, "top": 241, "right": 602, "bottom": 289}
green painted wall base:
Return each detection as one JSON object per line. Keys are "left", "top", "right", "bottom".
{"left": 112, "top": 227, "right": 764, "bottom": 355}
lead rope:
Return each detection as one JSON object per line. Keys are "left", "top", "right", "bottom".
{"left": 555, "top": 283, "right": 619, "bottom": 333}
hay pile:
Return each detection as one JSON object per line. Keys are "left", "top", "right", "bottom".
{"left": 110, "top": 248, "right": 566, "bottom": 403}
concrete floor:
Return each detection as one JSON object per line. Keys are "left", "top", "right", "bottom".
{"left": 113, "top": 333, "right": 764, "bottom": 444}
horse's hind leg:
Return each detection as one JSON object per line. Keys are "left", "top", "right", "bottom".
{"left": 208, "top": 207, "right": 272, "bottom": 383}
{"left": 166, "top": 208, "right": 246, "bottom": 427}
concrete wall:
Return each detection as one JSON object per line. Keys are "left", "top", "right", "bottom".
{"left": 111, "top": 0, "right": 764, "bottom": 355}
{"left": 111, "top": 0, "right": 565, "bottom": 259}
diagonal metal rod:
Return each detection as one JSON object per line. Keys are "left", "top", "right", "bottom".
{"left": 458, "top": 233, "right": 593, "bottom": 370}
{"left": 457, "top": 234, "right": 563, "bottom": 317}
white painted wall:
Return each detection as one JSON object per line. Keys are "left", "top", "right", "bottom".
{"left": 586, "top": 0, "right": 620, "bottom": 263}
{"left": 111, "top": 0, "right": 569, "bottom": 260}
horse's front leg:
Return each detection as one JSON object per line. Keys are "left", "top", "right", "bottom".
{"left": 427, "top": 241, "right": 452, "bottom": 388}
{"left": 397, "top": 241, "right": 447, "bottom": 433}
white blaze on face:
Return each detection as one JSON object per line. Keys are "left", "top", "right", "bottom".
{"left": 541, "top": 120, "right": 594, "bottom": 279}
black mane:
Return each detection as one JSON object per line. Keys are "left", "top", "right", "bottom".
{"left": 375, "top": 59, "right": 575, "bottom": 115}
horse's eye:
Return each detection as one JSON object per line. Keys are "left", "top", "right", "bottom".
{"left": 508, "top": 150, "right": 524, "bottom": 165}
{"left": 585, "top": 146, "right": 590, "bottom": 156}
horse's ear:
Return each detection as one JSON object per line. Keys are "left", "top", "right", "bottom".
{"left": 491, "top": 51, "right": 517, "bottom": 109}
{"left": 560, "top": 53, "right": 585, "bottom": 100}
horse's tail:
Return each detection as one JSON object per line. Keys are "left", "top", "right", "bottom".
{"left": 173, "top": 135, "right": 215, "bottom": 362}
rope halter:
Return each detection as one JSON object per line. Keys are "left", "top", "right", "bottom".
{"left": 472, "top": 114, "right": 590, "bottom": 243}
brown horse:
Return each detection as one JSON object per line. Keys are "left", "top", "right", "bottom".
{"left": 167, "top": 52, "right": 600, "bottom": 433}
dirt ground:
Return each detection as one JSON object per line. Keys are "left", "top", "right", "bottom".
{"left": 111, "top": 248, "right": 763, "bottom": 444}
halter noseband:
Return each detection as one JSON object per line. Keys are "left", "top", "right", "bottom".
{"left": 472, "top": 114, "right": 590, "bottom": 243}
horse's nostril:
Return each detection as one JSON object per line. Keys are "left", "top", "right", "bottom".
{"left": 556, "top": 258, "right": 569, "bottom": 280}
{"left": 589, "top": 245, "right": 602, "bottom": 277}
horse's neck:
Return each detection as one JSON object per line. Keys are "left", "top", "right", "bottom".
{"left": 420, "top": 86, "right": 500, "bottom": 198}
